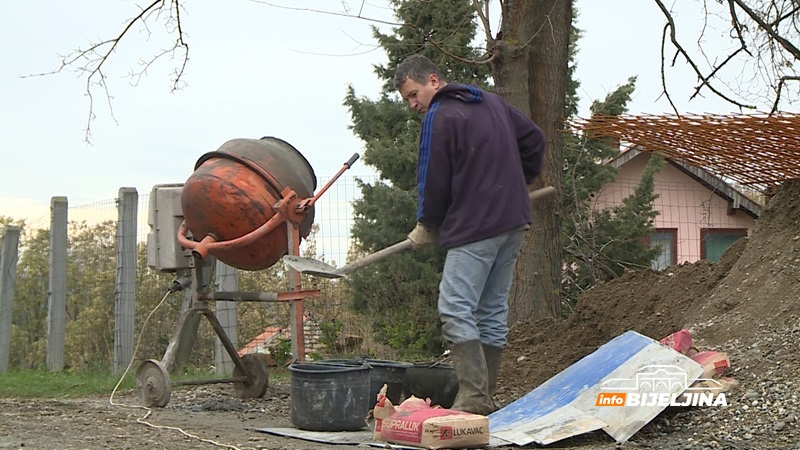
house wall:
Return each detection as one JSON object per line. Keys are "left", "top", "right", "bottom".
{"left": 592, "top": 152, "right": 756, "bottom": 264}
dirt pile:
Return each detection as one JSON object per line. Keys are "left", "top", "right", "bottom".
{"left": 498, "top": 179, "right": 800, "bottom": 448}
{"left": 498, "top": 238, "right": 746, "bottom": 400}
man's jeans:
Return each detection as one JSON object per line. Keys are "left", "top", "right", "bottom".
{"left": 438, "top": 229, "right": 526, "bottom": 348}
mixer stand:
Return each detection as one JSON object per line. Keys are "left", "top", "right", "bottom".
{"left": 136, "top": 224, "right": 320, "bottom": 408}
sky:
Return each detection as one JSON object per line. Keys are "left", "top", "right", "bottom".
{"left": 1, "top": 0, "right": 792, "bottom": 222}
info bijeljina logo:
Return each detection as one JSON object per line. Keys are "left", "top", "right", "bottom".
{"left": 596, "top": 365, "right": 729, "bottom": 407}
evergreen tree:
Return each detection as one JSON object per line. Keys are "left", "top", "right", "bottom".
{"left": 593, "top": 154, "right": 663, "bottom": 272}
{"left": 561, "top": 76, "right": 663, "bottom": 308}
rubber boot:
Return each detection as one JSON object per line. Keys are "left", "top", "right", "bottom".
{"left": 483, "top": 344, "right": 503, "bottom": 411}
{"left": 449, "top": 340, "right": 495, "bottom": 415}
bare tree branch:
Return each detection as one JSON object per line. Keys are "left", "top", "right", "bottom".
{"left": 770, "top": 3, "right": 800, "bottom": 28}
{"left": 32, "top": 0, "right": 514, "bottom": 141}
{"left": 127, "top": 2, "right": 189, "bottom": 92}
{"left": 654, "top": 0, "right": 756, "bottom": 110}
{"left": 651, "top": 0, "right": 800, "bottom": 111}
{"left": 690, "top": 47, "right": 746, "bottom": 100}
{"left": 23, "top": 0, "right": 188, "bottom": 142}
{"left": 251, "top": 0, "right": 495, "bottom": 65}
{"left": 171, "top": 0, "right": 190, "bottom": 91}
{"left": 658, "top": 24, "right": 680, "bottom": 115}
{"left": 248, "top": 0, "right": 403, "bottom": 26}
{"left": 472, "top": 0, "right": 494, "bottom": 47}
{"left": 731, "top": 0, "right": 800, "bottom": 59}
{"left": 726, "top": 0, "right": 753, "bottom": 56}
{"left": 35, "top": 0, "right": 799, "bottom": 142}
{"left": 773, "top": 75, "right": 800, "bottom": 112}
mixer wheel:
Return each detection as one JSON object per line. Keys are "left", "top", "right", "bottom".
{"left": 136, "top": 359, "right": 171, "bottom": 407}
{"left": 233, "top": 354, "right": 269, "bottom": 399}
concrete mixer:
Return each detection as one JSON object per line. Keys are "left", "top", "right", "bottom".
{"left": 136, "top": 136, "right": 358, "bottom": 408}
{"left": 179, "top": 137, "right": 318, "bottom": 270}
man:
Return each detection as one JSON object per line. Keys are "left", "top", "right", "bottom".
{"left": 393, "top": 54, "right": 545, "bottom": 415}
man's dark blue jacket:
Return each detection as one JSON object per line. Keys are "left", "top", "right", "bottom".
{"left": 416, "top": 83, "right": 545, "bottom": 249}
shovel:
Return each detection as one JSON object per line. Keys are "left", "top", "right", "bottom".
{"left": 283, "top": 185, "right": 557, "bottom": 278}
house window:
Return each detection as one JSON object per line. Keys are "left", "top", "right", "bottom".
{"left": 701, "top": 228, "right": 747, "bottom": 262}
{"left": 648, "top": 229, "right": 677, "bottom": 271}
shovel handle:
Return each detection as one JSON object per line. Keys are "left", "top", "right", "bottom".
{"left": 336, "top": 186, "right": 555, "bottom": 276}
{"left": 338, "top": 239, "right": 414, "bottom": 275}
{"left": 529, "top": 186, "right": 556, "bottom": 202}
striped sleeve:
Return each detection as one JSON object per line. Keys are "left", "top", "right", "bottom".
{"left": 416, "top": 102, "right": 449, "bottom": 227}
{"left": 417, "top": 102, "right": 439, "bottom": 220}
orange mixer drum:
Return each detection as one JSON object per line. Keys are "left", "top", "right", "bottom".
{"left": 180, "top": 137, "right": 317, "bottom": 270}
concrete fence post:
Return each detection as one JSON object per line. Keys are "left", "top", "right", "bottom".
{"left": 46, "top": 197, "right": 68, "bottom": 371}
{"left": 114, "top": 188, "right": 138, "bottom": 374}
{"left": 214, "top": 261, "right": 238, "bottom": 376}
{"left": 0, "top": 225, "right": 21, "bottom": 372}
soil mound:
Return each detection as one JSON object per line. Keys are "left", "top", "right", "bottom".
{"left": 500, "top": 179, "right": 800, "bottom": 403}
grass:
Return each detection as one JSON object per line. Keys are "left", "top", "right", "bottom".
{"left": 0, "top": 368, "right": 136, "bottom": 398}
{"left": 0, "top": 365, "right": 291, "bottom": 399}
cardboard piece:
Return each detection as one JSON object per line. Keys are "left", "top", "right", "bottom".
{"left": 373, "top": 388, "right": 489, "bottom": 449}
{"left": 489, "top": 331, "right": 704, "bottom": 445}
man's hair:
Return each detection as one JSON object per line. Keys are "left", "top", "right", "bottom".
{"left": 393, "top": 54, "right": 445, "bottom": 90}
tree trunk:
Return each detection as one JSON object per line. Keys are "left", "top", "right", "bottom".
{"left": 492, "top": 0, "right": 571, "bottom": 324}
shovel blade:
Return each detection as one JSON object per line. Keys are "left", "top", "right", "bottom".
{"left": 282, "top": 255, "right": 344, "bottom": 278}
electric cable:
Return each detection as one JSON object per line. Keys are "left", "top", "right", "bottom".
{"left": 107, "top": 289, "right": 253, "bottom": 450}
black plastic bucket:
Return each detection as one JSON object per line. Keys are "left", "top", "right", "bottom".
{"left": 288, "top": 360, "right": 371, "bottom": 431}
{"left": 364, "top": 359, "right": 412, "bottom": 406}
{"left": 402, "top": 362, "right": 459, "bottom": 408}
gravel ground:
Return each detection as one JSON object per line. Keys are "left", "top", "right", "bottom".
{"left": 1, "top": 343, "right": 798, "bottom": 450}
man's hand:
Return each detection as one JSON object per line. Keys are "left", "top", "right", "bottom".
{"left": 408, "top": 222, "right": 439, "bottom": 248}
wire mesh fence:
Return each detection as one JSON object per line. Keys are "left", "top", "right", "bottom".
{"left": 1, "top": 175, "right": 375, "bottom": 372}
{"left": 592, "top": 176, "right": 758, "bottom": 267}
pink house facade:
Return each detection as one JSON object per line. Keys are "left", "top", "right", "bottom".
{"left": 592, "top": 148, "right": 762, "bottom": 270}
